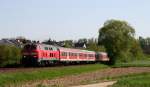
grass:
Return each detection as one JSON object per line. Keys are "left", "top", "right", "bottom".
{"left": 0, "top": 64, "right": 108, "bottom": 86}
{"left": 80, "top": 73, "right": 150, "bottom": 87}
{"left": 112, "top": 54, "right": 150, "bottom": 68}
{"left": 112, "top": 73, "right": 150, "bottom": 87}
{"left": 112, "top": 60, "right": 150, "bottom": 68}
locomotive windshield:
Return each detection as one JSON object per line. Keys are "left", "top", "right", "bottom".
{"left": 23, "top": 44, "right": 37, "bottom": 50}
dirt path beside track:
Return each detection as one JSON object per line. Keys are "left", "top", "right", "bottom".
{"left": 72, "top": 81, "right": 117, "bottom": 87}
{"left": 19, "top": 67, "right": 150, "bottom": 87}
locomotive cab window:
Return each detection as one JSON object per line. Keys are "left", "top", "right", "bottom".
{"left": 24, "top": 44, "right": 37, "bottom": 50}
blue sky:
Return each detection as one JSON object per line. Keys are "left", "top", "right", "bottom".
{"left": 0, "top": 0, "right": 149, "bottom": 41}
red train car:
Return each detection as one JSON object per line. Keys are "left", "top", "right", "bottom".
{"left": 22, "top": 44, "right": 59, "bottom": 66}
{"left": 22, "top": 43, "right": 109, "bottom": 66}
{"left": 58, "top": 47, "right": 96, "bottom": 62}
{"left": 96, "top": 52, "right": 109, "bottom": 61}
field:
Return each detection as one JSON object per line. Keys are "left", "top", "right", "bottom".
{"left": 112, "top": 60, "right": 150, "bottom": 68}
{"left": 0, "top": 60, "right": 150, "bottom": 87}
{"left": 112, "top": 73, "right": 150, "bottom": 87}
{"left": 0, "top": 64, "right": 108, "bottom": 87}
{"left": 111, "top": 59, "right": 150, "bottom": 87}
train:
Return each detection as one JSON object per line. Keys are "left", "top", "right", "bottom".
{"left": 21, "top": 43, "right": 109, "bottom": 66}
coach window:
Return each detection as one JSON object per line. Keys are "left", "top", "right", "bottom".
{"left": 50, "top": 53, "right": 52, "bottom": 57}
{"left": 61, "top": 53, "right": 63, "bottom": 56}
{"left": 89, "top": 54, "right": 93, "bottom": 58}
{"left": 45, "top": 47, "right": 48, "bottom": 50}
{"left": 51, "top": 53, "right": 53, "bottom": 57}
{"left": 61, "top": 52, "right": 64, "bottom": 56}
{"left": 52, "top": 53, "right": 53, "bottom": 57}
{"left": 79, "top": 53, "right": 82, "bottom": 56}
{"left": 75, "top": 53, "right": 77, "bottom": 56}
{"left": 85, "top": 54, "right": 87, "bottom": 57}
{"left": 65, "top": 52, "right": 67, "bottom": 56}
{"left": 89, "top": 54, "right": 92, "bottom": 57}
{"left": 88, "top": 54, "right": 90, "bottom": 57}
{"left": 77, "top": 53, "right": 79, "bottom": 56}
{"left": 38, "top": 46, "right": 41, "bottom": 49}
{"left": 51, "top": 53, "right": 52, "bottom": 57}
{"left": 49, "top": 47, "right": 53, "bottom": 50}
{"left": 63, "top": 52, "right": 65, "bottom": 56}
{"left": 69, "top": 52, "right": 71, "bottom": 56}
{"left": 75, "top": 53, "right": 76, "bottom": 56}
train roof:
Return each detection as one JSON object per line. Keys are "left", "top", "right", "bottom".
{"left": 97, "top": 52, "right": 108, "bottom": 55}
{"left": 58, "top": 47, "right": 81, "bottom": 52}
{"left": 24, "top": 43, "right": 55, "bottom": 47}
{"left": 24, "top": 43, "right": 96, "bottom": 54}
{"left": 58, "top": 47, "right": 95, "bottom": 54}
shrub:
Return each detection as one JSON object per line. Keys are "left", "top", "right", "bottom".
{"left": 0, "top": 45, "right": 21, "bottom": 67}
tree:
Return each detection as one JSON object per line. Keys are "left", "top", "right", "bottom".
{"left": 86, "top": 38, "right": 105, "bottom": 51}
{"left": 98, "top": 19, "right": 138, "bottom": 64}
{"left": 78, "top": 38, "right": 87, "bottom": 44}
{"left": 130, "top": 39, "right": 144, "bottom": 60}
{"left": 42, "top": 38, "right": 56, "bottom": 45}
{"left": 139, "top": 36, "right": 150, "bottom": 54}
{"left": 63, "top": 40, "right": 73, "bottom": 48}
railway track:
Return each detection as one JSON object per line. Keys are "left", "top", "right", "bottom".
{"left": 0, "top": 63, "right": 96, "bottom": 73}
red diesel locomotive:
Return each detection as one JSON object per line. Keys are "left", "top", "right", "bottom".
{"left": 22, "top": 43, "right": 109, "bottom": 66}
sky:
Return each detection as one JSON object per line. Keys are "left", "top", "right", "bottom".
{"left": 0, "top": 0, "right": 149, "bottom": 41}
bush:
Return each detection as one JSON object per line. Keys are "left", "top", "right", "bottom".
{"left": 0, "top": 45, "right": 21, "bottom": 67}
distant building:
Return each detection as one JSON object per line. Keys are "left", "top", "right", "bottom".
{"left": 0, "top": 38, "right": 27, "bottom": 48}
{"left": 0, "top": 39, "right": 17, "bottom": 46}
{"left": 74, "top": 42, "right": 87, "bottom": 49}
